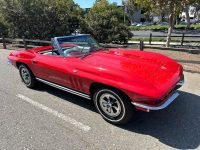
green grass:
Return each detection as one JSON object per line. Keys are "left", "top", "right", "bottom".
{"left": 129, "top": 24, "right": 200, "bottom": 30}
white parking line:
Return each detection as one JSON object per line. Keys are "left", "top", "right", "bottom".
{"left": 16, "top": 94, "right": 91, "bottom": 132}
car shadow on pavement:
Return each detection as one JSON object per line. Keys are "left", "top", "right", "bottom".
{"left": 119, "top": 91, "right": 200, "bottom": 149}
{"left": 33, "top": 84, "right": 199, "bottom": 149}
{"left": 33, "top": 83, "right": 96, "bottom": 112}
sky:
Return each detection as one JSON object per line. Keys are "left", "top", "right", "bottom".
{"left": 73, "top": 0, "right": 122, "bottom": 8}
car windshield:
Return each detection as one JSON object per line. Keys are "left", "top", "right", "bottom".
{"left": 54, "top": 35, "right": 103, "bottom": 56}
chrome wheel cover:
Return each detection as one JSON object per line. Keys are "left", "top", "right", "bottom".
{"left": 21, "top": 67, "right": 31, "bottom": 84}
{"left": 99, "top": 93, "right": 121, "bottom": 117}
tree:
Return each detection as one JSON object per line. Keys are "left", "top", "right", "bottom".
{"left": 184, "top": 5, "right": 191, "bottom": 28}
{"left": 193, "top": 0, "right": 200, "bottom": 22}
{"left": 0, "top": 12, "right": 7, "bottom": 36}
{"left": 151, "top": 1, "right": 169, "bottom": 23}
{"left": 0, "top": 0, "right": 83, "bottom": 39}
{"left": 85, "top": 0, "right": 132, "bottom": 43}
{"left": 123, "top": 0, "right": 138, "bottom": 24}
{"left": 135, "top": 0, "right": 195, "bottom": 47}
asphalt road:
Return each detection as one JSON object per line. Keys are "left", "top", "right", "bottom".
{"left": 0, "top": 49, "right": 200, "bottom": 150}
{"left": 132, "top": 30, "right": 200, "bottom": 37}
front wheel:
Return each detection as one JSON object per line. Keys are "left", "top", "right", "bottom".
{"left": 93, "top": 88, "right": 134, "bottom": 124}
{"left": 19, "top": 64, "right": 36, "bottom": 88}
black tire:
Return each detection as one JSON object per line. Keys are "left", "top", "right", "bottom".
{"left": 19, "top": 64, "right": 36, "bottom": 88}
{"left": 93, "top": 87, "right": 134, "bottom": 125}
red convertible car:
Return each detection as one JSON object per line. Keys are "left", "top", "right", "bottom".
{"left": 8, "top": 34, "right": 184, "bottom": 124}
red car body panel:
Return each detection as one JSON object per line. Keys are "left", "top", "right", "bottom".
{"left": 8, "top": 46, "right": 183, "bottom": 109}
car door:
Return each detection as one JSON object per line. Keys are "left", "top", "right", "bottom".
{"left": 31, "top": 38, "right": 92, "bottom": 95}
{"left": 31, "top": 52, "right": 91, "bottom": 94}
{"left": 31, "top": 53, "right": 73, "bottom": 88}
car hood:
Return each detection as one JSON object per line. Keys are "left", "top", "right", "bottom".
{"left": 80, "top": 49, "right": 182, "bottom": 98}
{"left": 83, "top": 49, "right": 178, "bottom": 79}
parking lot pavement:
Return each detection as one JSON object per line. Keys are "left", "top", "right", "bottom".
{"left": 0, "top": 49, "right": 200, "bottom": 150}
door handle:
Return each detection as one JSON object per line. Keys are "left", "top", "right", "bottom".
{"left": 32, "top": 60, "right": 38, "bottom": 63}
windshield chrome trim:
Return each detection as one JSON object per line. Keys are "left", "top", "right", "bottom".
{"left": 55, "top": 34, "right": 91, "bottom": 39}
{"left": 52, "top": 37, "right": 64, "bottom": 56}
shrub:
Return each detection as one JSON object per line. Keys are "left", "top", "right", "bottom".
{"left": 85, "top": 0, "right": 132, "bottom": 44}
{"left": 0, "top": 0, "right": 83, "bottom": 39}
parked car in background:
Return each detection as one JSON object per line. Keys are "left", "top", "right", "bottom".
{"left": 142, "top": 22, "right": 152, "bottom": 26}
{"left": 134, "top": 22, "right": 152, "bottom": 27}
{"left": 131, "top": 22, "right": 138, "bottom": 26}
{"left": 8, "top": 34, "right": 184, "bottom": 125}
{"left": 159, "top": 22, "right": 169, "bottom": 26}
{"left": 179, "top": 21, "right": 187, "bottom": 25}
{"left": 136, "top": 23, "right": 143, "bottom": 27}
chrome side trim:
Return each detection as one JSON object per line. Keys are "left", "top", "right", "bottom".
{"left": 132, "top": 92, "right": 179, "bottom": 111}
{"left": 36, "top": 78, "right": 91, "bottom": 100}
{"left": 177, "top": 79, "right": 184, "bottom": 86}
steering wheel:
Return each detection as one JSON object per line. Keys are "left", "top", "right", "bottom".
{"left": 63, "top": 49, "right": 81, "bottom": 56}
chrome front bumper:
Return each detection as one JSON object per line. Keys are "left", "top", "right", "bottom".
{"left": 7, "top": 60, "right": 11, "bottom": 65}
{"left": 132, "top": 78, "right": 184, "bottom": 111}
{"left": 132, "top": 92, "right": 179, "bottom": 111}
{"left": 177, "top": 77, "right": 184, "bottom": 86}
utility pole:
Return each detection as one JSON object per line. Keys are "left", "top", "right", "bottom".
{"left": 123, "top": 0, "right": 126, "bottom": 24}
{"left": 124, "top": 6, "right": 126, "bottom": 23}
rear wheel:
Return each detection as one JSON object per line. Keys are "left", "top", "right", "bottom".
{"left": 93, "top": 87, "right": 134, "bottom": 124}
{"left": 19, "top": 64, "right": 36, "bottom": 88}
